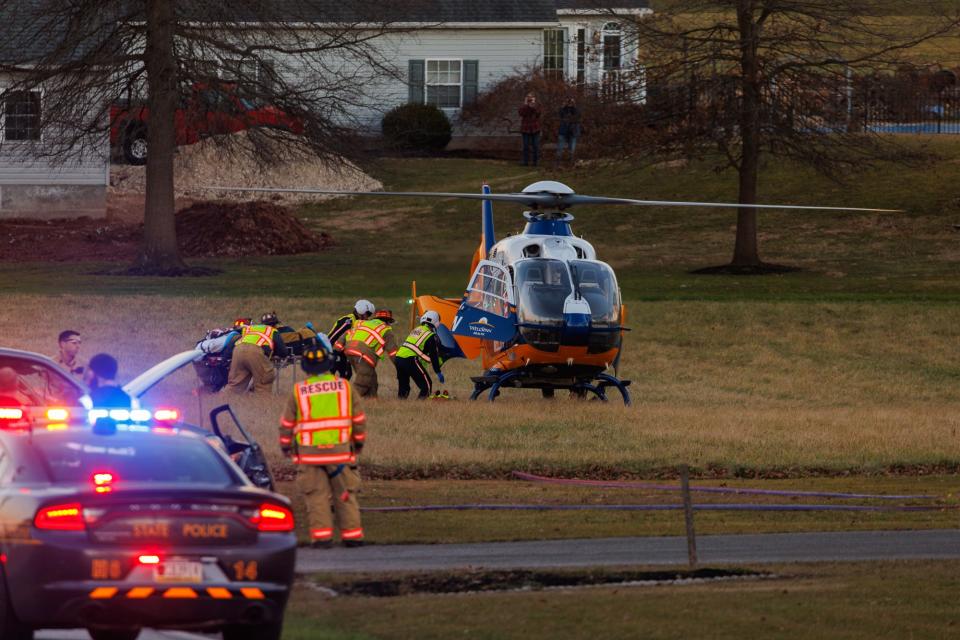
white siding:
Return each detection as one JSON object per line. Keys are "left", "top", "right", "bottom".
{"left": 316, "top": 28, "right": 549, "bottom": 130}
{"left": 0, "top": 73, "right": 109, "bottom": 186}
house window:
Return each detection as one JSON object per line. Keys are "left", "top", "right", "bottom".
{"left": 426, "top": 59, "right": 462, "bottom": 108}
{"left": 543, "top": 29, "right": 566, "bottom": 79}
{"left": 576, "top": 28, "right": 586, "bottom": 85}
{"left": 2, "top": 90, "right": 42, "bottom": 141}
{"left": 602, "top": 22, "right": 622, "bottom": 73}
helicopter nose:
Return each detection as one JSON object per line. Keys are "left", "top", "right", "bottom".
{"left": 561, "top": 297, "right": 591, "bottom": 346}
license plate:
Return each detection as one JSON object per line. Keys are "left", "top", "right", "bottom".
{"left": 154, "top": 560, "right": 203, "bottom": 583}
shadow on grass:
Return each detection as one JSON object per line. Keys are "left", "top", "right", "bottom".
{"left": 94, "top": 264, "right": 223, "bottom": 277}
{"left": 315, "top": 568, "right": 769, "bottom": 597}
{"left": 690, "top": 263, "right": 803, "bottom": 276}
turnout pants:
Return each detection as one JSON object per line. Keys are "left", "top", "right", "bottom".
{"left": 296, "top": 463, "right": 363, "bottom": 542}
{"left": 226, "top": 344, "right": 275, "bottom": 393}
{"left": 396, "top": 356, "right": 431, "bottom": 399}
{"left": 347, "top": 355, "right": 378, "bottom": 398}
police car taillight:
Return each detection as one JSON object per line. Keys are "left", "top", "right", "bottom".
{"left": 34, "top": 503, "right": 86, "bottom": 531}
{"left": 250, "top": 503, "right": 295, "bottom": 532}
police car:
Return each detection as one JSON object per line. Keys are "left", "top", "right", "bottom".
{"left": 0, "top": 349, "right": 296, "bottom": 640}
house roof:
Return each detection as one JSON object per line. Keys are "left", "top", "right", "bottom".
{"left": 181, "top": 1, "right": 562, "bottom": 26}
{"left": 555, "top": 0, "right": 650, "bottom": 11}
{"left": 1, "top": 0, "right": 652, "bottom": 66}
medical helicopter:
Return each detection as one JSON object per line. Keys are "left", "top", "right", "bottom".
{"left": 210, "top": 181, "right": 897, "bottom": 405}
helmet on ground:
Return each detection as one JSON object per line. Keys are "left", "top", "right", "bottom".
{"left": 301, "top": 333, "right": 335, "bottom": 375}
{"left": 354, "top": 299, "right": 375, "bottom": 318}
{"left": 420, "top": 310, "right": 441, "bottom": 328}
{"left": 374, "top": 309, "right": 395, "bottom": 324}
{"left": 260, "top": 312, "right": 279, "bottom": 326}
{"left": 233, "top": 317, "right": 251, "bottom": 329}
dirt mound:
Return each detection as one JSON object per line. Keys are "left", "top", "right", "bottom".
{"left": 0, "top": 201, "right": 332, "bottom": 262}
{"left": 110, "top": 130, "right": 382, "bottom": 204}
{"left": 176, "top": 200, "right": 333, "bottom": 257}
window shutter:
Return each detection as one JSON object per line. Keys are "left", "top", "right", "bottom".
{"left": 408, "top": 59, "right": 425, "bottom": 104}
{"left": 463, "top": 60, "right": 479, "bottom": 105}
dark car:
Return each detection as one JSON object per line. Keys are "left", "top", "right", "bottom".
{"left": 0, "top": 420, "right": 296, "bottom": 640}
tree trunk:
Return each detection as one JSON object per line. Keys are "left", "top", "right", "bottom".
{"left": 133, "top": 0, "right": 186, "bottom": 273}
{"left": 731, "top": 1, "right": 762, "bottom": 268}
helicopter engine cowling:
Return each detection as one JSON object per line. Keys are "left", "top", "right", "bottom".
{"left": 561, "top": 296, "right": 592, "bottom": 346}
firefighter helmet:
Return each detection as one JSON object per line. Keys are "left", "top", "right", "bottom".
{"left": 374, "top": 309, "right": 396, "bottom": 324}
{"left": 354, "top": 299, "right": 375, "bottom": 318}
{"left": 420, "top": 310, "right": 441, "bottom": 328}
{"left": 301, "top": 333, "right": 335, "bottom": 375}
{"left": 260, "top": 312, "right": 279, "bottom": 326}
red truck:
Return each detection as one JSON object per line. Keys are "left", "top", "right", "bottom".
{"left": 110, "top": 83, "right": 304, "bottom": 164}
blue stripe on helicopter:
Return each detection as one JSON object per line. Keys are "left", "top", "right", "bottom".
{"left": 451, "top": 304, "right": 518, "bottom": 342}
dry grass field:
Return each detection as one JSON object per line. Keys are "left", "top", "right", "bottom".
{"left": 285, "top": 560, "right": 960, "bottom": 640}
{"left": 7, "top": 294, "right": 959, "bottom": 476}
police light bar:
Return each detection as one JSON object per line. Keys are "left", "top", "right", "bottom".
{"left": 0, "top": 408, "right": 24, "bottom": 421}
{"left": 87, "top": 408, "right": 179, "bottom": 425}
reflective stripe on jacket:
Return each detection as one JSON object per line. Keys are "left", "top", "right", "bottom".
{"left": 239, "top": 324, "right": 277, "bottom": 349}
{"left": 396, "top": 325, "right": 435, "bottom": 363}
{"left": 286, "top": 374, "right": 363, "bottom": 465}
{"left": 344, "top": 319, "right": 392, "bottom": 357}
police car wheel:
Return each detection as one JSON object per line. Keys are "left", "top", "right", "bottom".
{"left": 223, "top": 620, "right": 283, "bottom": 640}
{"left": 88, "top": 629, "right": 141, "bottom": 640}
{"left": 0, "top": 568, "right": 32, "bottom": 640}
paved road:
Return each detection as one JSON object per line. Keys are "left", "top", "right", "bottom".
{"left": 34, "top": 529, "right": 960, "bottom": 638}
{"left": 297, "top": 529, "right": 960, "bottom": 573}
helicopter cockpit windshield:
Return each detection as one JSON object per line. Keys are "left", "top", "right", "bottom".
{"left": 514, "top": 259, "right": 621, "bottom": 352}
{"left": 515, "top": 259, "right": 573, "bottom": 351}
{"left": 570, "top": 260, "right": 622, "bottom": 352}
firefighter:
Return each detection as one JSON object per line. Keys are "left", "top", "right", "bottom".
{"left": 328, "top": 299, "right": 376, "bottom": 380}
{"left": 226, "top": 312, "right": 286, "bottom": 393}
{"left": 396, "top": 311, "right": 446, "bottom": 399}
{"left": 338, "top": 309, "right": 398, "bottom": 398}
{"left": 279, "top": 335, "right": 367, "bottom": 548}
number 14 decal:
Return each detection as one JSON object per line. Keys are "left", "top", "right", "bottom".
{"left": 233, "top": 560, "right": 258, "bottom": 581}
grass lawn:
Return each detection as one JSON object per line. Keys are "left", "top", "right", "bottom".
{"left": 4, "top": 137, "right": 960, "bottom": 301}
{"left": 283, "top": 560, "right": 960, "bottom": 639}
{"left": 3, "top": 143, "right": 960, "bottom": 477}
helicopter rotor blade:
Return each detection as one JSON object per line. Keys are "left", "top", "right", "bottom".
{"left": 205, "top": 186, "right": 565, "bottom": 208}
{"left": 205, "top": 186, "right": 901, "bottom": 213}
{"left": 562, "top": 195, "right": 902, "bottom": 213}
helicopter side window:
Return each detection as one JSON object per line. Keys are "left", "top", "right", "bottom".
{"left": 465, "top": 263, "right": 512, "bottom": 318}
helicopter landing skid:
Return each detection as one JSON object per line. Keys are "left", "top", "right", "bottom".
{"left": 469, "top": 371, "right": 631, "bottom": 406}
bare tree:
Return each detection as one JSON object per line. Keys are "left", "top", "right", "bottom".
{"left": 623, "top": 0, "right": 960, "bottom": 272}
{"left": 1, "top": 0, "right": 417, "bottom": 274}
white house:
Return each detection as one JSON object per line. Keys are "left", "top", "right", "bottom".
{"left": 0, "top": 0, "right": 650, "bottom": 220}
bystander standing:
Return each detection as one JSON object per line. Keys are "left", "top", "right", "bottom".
{"left": 518, "top": 92, "right": 542, "bottom": 166}
{"left": 556, "top": 97, "right": 581, "bottom": 166}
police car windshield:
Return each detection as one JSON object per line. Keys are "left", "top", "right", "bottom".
{"left": 33, "top": 432, "right": 238, "bottom": 486}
